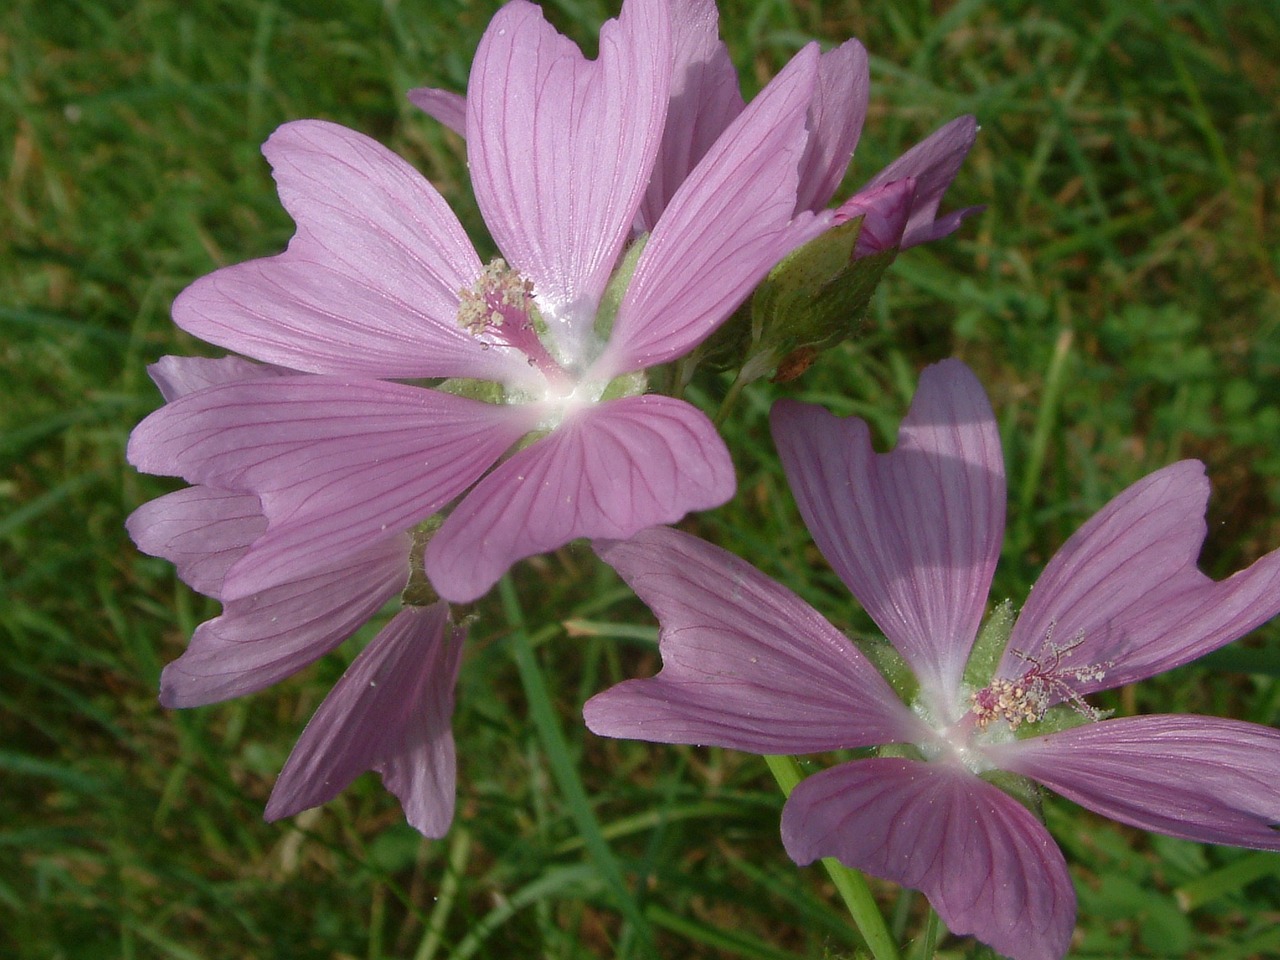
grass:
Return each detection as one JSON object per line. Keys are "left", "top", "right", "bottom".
{"left": 3, "top": 0, "right": 1279, "bottom": 957}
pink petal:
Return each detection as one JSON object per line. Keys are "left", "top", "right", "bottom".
{"left": 426, "top": 395, "right": 734, "bottom": 603}
{"left": 859, "top": 115, "right": 981, "bottom": 249}
{"left": 160, "top": 534, "right": 409, "bottom": 707}
{"left": 783, "top": 758, "right": 1075, "bottom": 960}
{"left": 265, "top": 603, "right": 465, "bottom": 838}
{"left": 794, "top": 39, "right": 870, "bottom": 215}
{"left": 465, "top": 0, "right": 671, "bottom": 362}
{"left": 127, "top": 487, "right": 266, "bottom": 598}
{"left": 173, "top": 120, "right": 536, "bottom": 387}
{"left": 833, "top": 178, "right": 916, "bottom": 257}
{"left": 148, "top": 354, "right": 290, "bottom": 401}
{"left": 1004, "top": 460, "right": 1280, "bottom": 690}
{"left": 127, "top": 376, "right": 540, "bottom": 600}
{"left": 991, "top": 716, "right": 1280, "bottom": 851}
{"left": 595, "top": 44, "right": 821, "bottom": 377}
{"left": 772, "top": 359, "right": 1005, "bottom": 718}
{"left": 634, "top": 0, "right": 744, "bottom": 232}
{"left": 584, "top": 526, "right": 927, "bottom": 752}
{"left": 407, "top": 87, "right": 467, "bottom": 137}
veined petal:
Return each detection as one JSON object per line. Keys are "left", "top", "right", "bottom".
{"left": 148, "top": 354, "right": 291, "bottom": 401}
{"left": 160, "top": 535, "right": 409, "bottom": 708}
{"left": 635, "top": 0, "right": 744, "bottom": 232}
{"left": 1004, "top": 460, "right": 1280, "bottom": 690}
{"left": 772, "top": 360, "right": 1005, "bottom": 718}
{"left": 407, "top": 87, "right": 467, "bottom": 137}
{"left": 127, "top": 487, "right": 266, "bottom": 598}
{"left": 991, "top": 716, "right": 1280, "bottom": 851}
{"left": 595, "top": 44, "right": 819, "bottom": 377}
{"left": 783, "top": 758, "right": 1075, "bottom": 960}
{"left": 794, "top": 39, "right": 869, "bottom": 215}
{"left": 127, "top": 376, "right": 540, "bottom": 600}
{"left": 174, "top": 120, "right": 534, "bottom": 387}
{"left": 426, "top": 395, "right": 733, "bottom": 604}
{"left": 584, "top": 527, "right": 927, "bottom": 753}
{"left": 466, "top": 0, "right": 671, "bottom": 362}
{"left": 265, "top": 604, "right": 466, "bottom": 838}
{"left": 859, "top": 115, "right": 981, "bottom": 249}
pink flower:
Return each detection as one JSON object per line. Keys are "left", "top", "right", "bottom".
{"left": 128, "top": 0, "right": 849, "bottom": 605}
{"left": 413, "top": 0, "right": 980, "bottom": 257}
{"left": 129, "top": 356, "right": 464, "bottom": 836}
{"left": 585, "top": 359, "right": 1280, "bottom": 960}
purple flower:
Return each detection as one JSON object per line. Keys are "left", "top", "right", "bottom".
{"left": 585, "top": 359, "right": 1280, "bottom": 960}
{"left": 128, "top": 355, "right": 464, "bottom": 836}
{"left": 127, "top": 0, "right": 852, "bottom": 606}
{"left": 413, "top": 0, "right": 980, "bottom": 258}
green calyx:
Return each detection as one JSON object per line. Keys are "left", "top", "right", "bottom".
{"left": 402, "top": 516, "right": 445, "bottom": 607}
{"left": 731, "top": 216, "right": 898, "bottom": 383}
{"left": 964, "top": 599, "right": 1017, "bottom": 689}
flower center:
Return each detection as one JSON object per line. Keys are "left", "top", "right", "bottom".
{"left": 458, "top": 260, "right": 568, "bottom": 386}
{"left": 970, "top": 628, "right": 1108, "bottom": 731}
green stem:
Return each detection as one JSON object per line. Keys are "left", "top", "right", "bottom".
{"left": 714, "top": 368, "right": 752, "bottom": 427}
{"left": 764, "top": 755, "right": 901, "bottom": 960}
{"left": 500, "top": 577, "right": 656, "bottom": 957}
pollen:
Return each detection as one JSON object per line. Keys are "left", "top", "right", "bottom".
{"left": 970, "top": 626, "right": 1110, "bottom": 731}
{"left": 456, "top": 259, "right": 565, "bottom": 383}
{"left": 457, "top": 259, "right": 536, "bottom": 336}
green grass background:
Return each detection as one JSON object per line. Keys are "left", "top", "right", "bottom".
{"left": 3, "top": 0, "right": 1279, "bottom": 957}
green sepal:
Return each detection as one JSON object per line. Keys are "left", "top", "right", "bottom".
{"left": 594, "top": 235, "right": 648, "bottom": 342}
{"left": 402, "top": 516, "right": 445, "bottom": 607}
{"left": 854, "top": 632, "right": 917, "bottom": 704}
{"left": 600, "top": 369, "right": 647, "bottom": 402}
{"left": 740, "top": 216, "right": 898, "bottom": 382}
{"left": 435, "top": 377, "right": 506, "bottom": 404}
{"left": 979, "top": 768, "right": 1044, "bottom": 817}
{"left": 964, "top": 599, "right": 1017, "bottom": 689}
{"left": 877, "top": 742, "right": 927, "bottom": 762}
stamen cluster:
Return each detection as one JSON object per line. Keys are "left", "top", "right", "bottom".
{"left": 457, "top": 259, "right": 537, "bottom": 340}
{"left": 971, "top": 630, "right": 1108, "bottom": 731}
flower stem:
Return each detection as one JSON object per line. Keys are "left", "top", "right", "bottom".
{"left": 714, "top": 368, "right": 752, "bottom": 427}
{"left": 763, "top": 754, "right": 901, "bottom": 960}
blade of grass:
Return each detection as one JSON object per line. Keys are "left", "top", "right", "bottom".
{"left": 500, "top": 575, "right": 657, "bottom": 958}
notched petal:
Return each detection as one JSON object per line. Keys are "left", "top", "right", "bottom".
{"left": 265, "top": 603, "right": 466, "bottom": 838}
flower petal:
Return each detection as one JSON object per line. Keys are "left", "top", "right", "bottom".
{"left": 466, "top": 0, "right": 671, "bottom": 362}
{"left": 991, "top": 716, "right": 1280, "bottom": 851}
{"left": 127, "top": 487, "right": 266, "bottom": 598}
{"left": 833, "top": 178, "right": 916, "bottom": 258}
{"left": 173, "top": 120, "right": 535, "bottom": 386}
{"left": 584, "top": 526, "right": 927, "bottom": 752}
{"left": 794, "top": 39, "right": 870, "bottom": 215}
{"left": 407, "top": 87, "right": 467, "bottom": 137}
{"left": 772, "top": 359, "right": 1005, "bottom": 717}
{"left": 783, "top": 758, "right": 1075, "bottom": 960}
{"left": 1004, "top": 460, "right": 1280, "bottom": 690}
{"left": 265, "top": 603, "right": 465, "bottom": 838}
{"left": 426, "top": 395, "right": 733, "bottom": 603}
{"left": 127, "top": 376, "right": 540, "bottom": 599}
{"left": 859, "top": 115, "right": 981, "bottom": 249}
{"left": 147, "top": 354, "right": 290, "bottom": 401}
{"left": 594, "top": 44, "right": 820, "bottom": 377}
{"left": 635, "top": 0, "right": 744, "bottom": 232}
{"left": 160, "top": 535, "right": 409, "bottom": 708}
